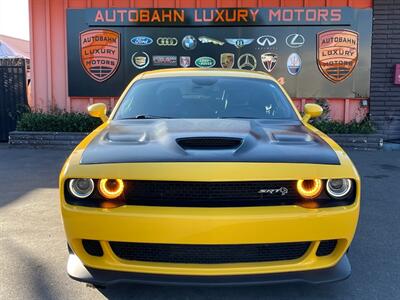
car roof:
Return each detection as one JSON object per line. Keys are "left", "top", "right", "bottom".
{"left": 140, "top": 68, "right": 276, "bottom": 81}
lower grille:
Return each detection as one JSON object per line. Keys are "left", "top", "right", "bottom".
{"left": 316, "top": 240, "right": 337, "bottom": 256}
{"left": 82, "top": 239, "right": 103, "bottom": 257}
{"left": 109, "top": 241, "right": 311, "bottom": 264}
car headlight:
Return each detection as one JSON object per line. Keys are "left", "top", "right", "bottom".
{"left": 98, "top": 179, "right": 124, "bottom": 199}
{"left": 68, "top": 178, "right": 95, "bottom": 198}
{"left": 296, "top": 179, "right": 323, "bottom": 199}
{"left": 326, "top": 179, "right": 353, "bottom": 199}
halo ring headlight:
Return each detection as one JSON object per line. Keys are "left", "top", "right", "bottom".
{"left": 297, "top": 179, "right": 323, "bottom": 199}
{"left": 98, "top": 179, "right": 124, "bottom": 199}
{"left": 68, "top": 178, "right": 95, "bottom": 199}
{"left": 326, "top": 179, "right": 352, "bottom": 199}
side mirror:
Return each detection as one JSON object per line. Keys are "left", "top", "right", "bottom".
{"left": 88, "top": 103, "right": 108, "bottom": 123}
{"left": 302, "top": 103, "right": 323, "bottom": 123}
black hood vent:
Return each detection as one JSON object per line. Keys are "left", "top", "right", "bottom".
{"left": 176, "top": 137, "right": 243, "bottom": 150}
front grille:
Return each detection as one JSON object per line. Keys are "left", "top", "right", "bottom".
{"left": 109, "top": 241, "right": 311, "bottom": 264}
{"left": 316, "top": 240, "right": 337, "bottom": 256}
{"left": 125, "top": 180, "right": 298, "bottom": 207}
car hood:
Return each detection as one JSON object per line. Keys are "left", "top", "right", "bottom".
{"left": 80, "top": 119, "right": 340, "bottom": 165}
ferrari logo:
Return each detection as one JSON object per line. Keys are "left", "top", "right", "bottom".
{"left": 80, "top": 29, "right": 120, "bottom": 82}
{"left": 220, "top": 53, "right": 234, "bottom": 69}
{"left": 317, "top": 30, "right": 359, "bottom": 83}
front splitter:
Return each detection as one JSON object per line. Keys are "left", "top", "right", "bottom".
{"left": 67, "top": 253, "right": 351, "bottom": 286}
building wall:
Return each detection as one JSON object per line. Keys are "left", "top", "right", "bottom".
{"left": 370, "top": 0, "right": 400, "bottom": 139}
{"left": 29, "top": 0, "right": 372, "bottom": 122}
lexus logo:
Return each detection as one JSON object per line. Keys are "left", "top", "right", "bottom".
{"left": 237, "top": 53, "right": 257, "bottom": 71}
{"left": 157, "top": 37, "right": 178, "bottom": 46}
{"left": 286, "top": 34, "right": 305, "bottom": 48}
{"left": 257, "top": 35, "right": 277, "bottom": 47}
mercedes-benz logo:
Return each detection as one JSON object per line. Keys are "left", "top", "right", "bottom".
{"left": 237, "top": 53, "right": 257, "bottom": 71}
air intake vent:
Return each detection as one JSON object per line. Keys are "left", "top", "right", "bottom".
{"left": 176, "top": 137, "right": 242, "bottom": 150}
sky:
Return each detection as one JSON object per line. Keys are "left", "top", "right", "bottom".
{"left": 0, "top": 0, "right": 30, "bottom": 40}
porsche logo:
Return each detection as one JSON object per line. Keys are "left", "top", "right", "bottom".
{"left": 220, "top": 53, "right": 234, "bottom": 69}
{"left": 317, "top": 30, "right": 359, "bottom": 83}
{"left": 80, "top": 29, "right": 120, "bottom": 82}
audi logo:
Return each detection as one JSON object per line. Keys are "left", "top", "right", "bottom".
{"left": 156, "top": 37, "right": 178, "bottom": 46}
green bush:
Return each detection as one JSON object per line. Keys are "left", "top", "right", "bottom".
{"left": 312, "top": 118, "right": 375, "bottom": 134}
{"left": 16, "top": 111, "right": 102, "bottom": 132}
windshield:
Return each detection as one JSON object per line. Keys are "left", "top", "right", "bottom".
{"left": 114, "top": 76, "right": 297, "bottom": 120}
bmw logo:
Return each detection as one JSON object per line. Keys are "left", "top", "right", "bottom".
{"left": 182, "top": 35, "right": 197, "bottom": 50}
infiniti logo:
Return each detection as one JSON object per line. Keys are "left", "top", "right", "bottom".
{"left": 257, "top": 35, "right": 277, "bottom": 47}
{"left": 258, "top": 187, "right": 288, "bottom": 196}
{"left": 286, "top": 34, "right": 305, "bottom": 48}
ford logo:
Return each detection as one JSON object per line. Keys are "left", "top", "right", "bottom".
{"left": 130, "top": 36, "right": 153, "bottom": 46}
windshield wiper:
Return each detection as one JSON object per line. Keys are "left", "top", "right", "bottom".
{"left": 121, "top": 115, "right": 172, "bottom": 120}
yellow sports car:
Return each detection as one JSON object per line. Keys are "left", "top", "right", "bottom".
{"left": 60, "top": 69, "right": 360, "bottom": 286}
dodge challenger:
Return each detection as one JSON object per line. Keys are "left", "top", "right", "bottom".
{"left": 60, "top": 68, "right": 360, "bottom": 286}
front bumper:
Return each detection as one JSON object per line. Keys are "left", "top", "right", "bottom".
{"left": 62, "top": 203, "right": 358, "bottom": 278}
{"left": 67, "top": 251, "right": 351, "bottom": 286}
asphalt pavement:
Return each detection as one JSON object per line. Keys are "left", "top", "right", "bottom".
{"left": 0, "top": 144, "right": 399, "bottom": 300}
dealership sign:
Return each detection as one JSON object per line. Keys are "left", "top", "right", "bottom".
{"left": 85, "top": 8, "right": 352, "bottom": 26}
{"left": 67, "top": 7, "right": 372, "bottom": 98}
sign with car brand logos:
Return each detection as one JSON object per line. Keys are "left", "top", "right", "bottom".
{"left": 67, "top": 7, "right": 371, "bottom": 98}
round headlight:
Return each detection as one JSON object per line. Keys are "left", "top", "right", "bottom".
{"left": 326, "top": 179, "right": 352, "bottom": 199}
{"left": 297, "top": 179, "right": 323, "bottom": 199}
{"left": 98, "top": 179, "right": 124, "bottom": 199}
{"left": 68, "top": 178, "right": 94, "bottom": 198}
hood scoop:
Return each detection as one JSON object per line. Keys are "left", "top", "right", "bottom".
{"left": 176, "top": 137, "right": 243, "bottom": 150}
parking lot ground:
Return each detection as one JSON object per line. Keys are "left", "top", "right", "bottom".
{"left": 0, "top": 144, "right": 399, "bottom": 300}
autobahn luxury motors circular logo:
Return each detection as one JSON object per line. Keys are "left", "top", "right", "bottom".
{"left": 79, "top": 29, "right": 120, "bottom": 82}
{"left": 317, "top": 29, "right": 359, "bottom": 83}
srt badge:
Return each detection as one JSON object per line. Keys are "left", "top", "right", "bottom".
{"left": 317, "top": 30, "right": 359, "bottom": 83}
{"left": 80, "top": 29, "right": 120, "bottom": 82}
{"left": 261, "top": 53, "right": 278, "bottom": 73}
{"left": 220, "top": 53, "right": 235, "bottom": 69}
{"left": 287, "top": 53, "right": 302, "bottom": 76}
